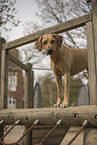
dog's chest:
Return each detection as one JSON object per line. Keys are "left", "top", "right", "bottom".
{"left": 50, "top": 51, "right": 70, "bottom": 75}
{"left": 51, "top": 61, "right": 65, "bottom": 75}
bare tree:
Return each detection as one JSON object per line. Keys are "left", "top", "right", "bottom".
{"left": 35, "top": 0, "right": 91, "bottom": 48}
{"left": 22, "top": 0, "right": 91, "bottom": 64}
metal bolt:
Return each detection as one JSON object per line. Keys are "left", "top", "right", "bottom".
{"left": 83, "top": 120, "right": 88, "bottom": 126}
{"left": 34, "top": 120, "right": 39, "bottom": 125}
{"left": 15, "top": 120, "right": 20, "bottom": 124}
{"left": 56, "top": 120, "right": 61, "bottom": 125}
{"left": 0, "top": 120, "right": 4, "bottom": 124}
{"left": 74, "top": 113, "right": 79, "bottom": 119}
{"left": 95, "top": 114, "right": 97, "bottom": 119}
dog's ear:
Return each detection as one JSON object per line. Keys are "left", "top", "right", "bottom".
{"left": 52, "top": 34, "right": 62, "bottom": 48}
{"left": 35, "top": 37, "right": 43, "bottom": 52}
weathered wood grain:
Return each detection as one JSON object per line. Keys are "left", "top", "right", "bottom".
{"left": 83, "top": 2, "right": 97, "bottom": 145}
{"left": 1, "top": 50, "right": 8, "bottom": 109}
{"left": 86, "top": 22, "right": 96, "bottom": 105}
{"left": 84, "top": 128, "right": 97, "bottom": 145}
{"left": 2, "top": 13, "right": 92, "bottom": 50}
{"left": 24, "top": 63, "right": 34, "bottom": 145}
{"left": 92, "top": 0, "right": 97, "bottom": 103}
{"left": 8, "top": 53, "right": 29, "bottom": 71}
{"left": 0, "top": 106, "right": 97, "bottom": 127}
{"left": 0, "top": 37, "right": 6, "bottom": 145}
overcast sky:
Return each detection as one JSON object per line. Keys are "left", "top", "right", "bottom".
{"left": 1, "top": 0, "right": 87, "bottom": 83}
{"left": 1, "top": 0, "right": 52, "bottom": 81}
{"left": 2, "top": 0, "right": 39, "bottom": 41}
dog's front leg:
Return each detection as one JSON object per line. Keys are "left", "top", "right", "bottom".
{"left": 54, "top": 74, "right": 62, "bottom": 107}
{"left": 60, "top": 72, "right": 70, "bottom": 108}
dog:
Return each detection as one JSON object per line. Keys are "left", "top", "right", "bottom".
{"left": 35, "top": 34, "right": 88, "bottom": 108}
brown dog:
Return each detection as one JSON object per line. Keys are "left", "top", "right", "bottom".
{"left": 35, "top": 34, "right": 88, "bottom": 107}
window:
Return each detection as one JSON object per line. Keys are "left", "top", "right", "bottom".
{"left": 8, "top": 96, "right": 16, "bottom": 109}
{"left": 8, "top": 73, "right": 17, "bottom": 91}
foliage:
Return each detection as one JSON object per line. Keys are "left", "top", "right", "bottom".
{"left": 0, "top": 0, "right": 20, "bottom": 32}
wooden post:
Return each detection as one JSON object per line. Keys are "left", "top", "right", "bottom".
{"left": 86, "top": 21, "right": 96, "bottom": 104}
{"left": 0, "top": 37, "right": 6, "bottom": 145}
{"left": 0, "top": 37, "right": 6, "bottom": 108}
{"left": 24, "top": 63, "right": 34, "bottom": 108}
{"left": 1, "top": 49, "right": 9, "bottom": 109}
{"left": 84, "top": 0, "right": 97, "bottom": 144}
{"left": 92, "top": 0, "right": 97, "bottom": 99}
{"left": 24, "top": 63, "right": 34, "bottom": 145}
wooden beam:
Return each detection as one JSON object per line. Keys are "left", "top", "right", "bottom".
{"left": 24, "top": 63, "right": 34, "bottom": 145}
{"left": 0, "top": 37, "right": 6, "bottom": 108}
{"left": 2, "top": 13, "right": 92, "bottom": 50}
{"left": 86, "top": 21, "right": 96, "bottom": 104}
{"left": 84, "top": 127, "right": 97, "bottom": 144}
{"left": 83, "top": 1, "right": 97, "bottom": 145}
{"left": 92, "top": 0, "right": 97, "bottom": 102}
{"left": 8, "top": 53, "right": 29, "bottom": 71}
{"left": 1, "top": 50, "right": 9, "bottom": 109}
{"left": 0, "top": 105, "right": 97, "bottom": 127}
{"left": 0, "top": 37, "right": 6, "bottom": 145}
{"left": 24, "top": 63, "right": 33, "bottom": 108}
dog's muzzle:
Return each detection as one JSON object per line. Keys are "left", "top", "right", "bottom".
{"left": 47, "top": 47, "right": 54, "bottom": 55}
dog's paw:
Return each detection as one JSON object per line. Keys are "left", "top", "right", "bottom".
{"left": 53, "top": 103, "right": 60, "bottom": 107}
{"left": 60, "top": 102, "right": 68, "bottom": 108}
{"left": 53, "top": 99, "right": 62, "bottom": 107}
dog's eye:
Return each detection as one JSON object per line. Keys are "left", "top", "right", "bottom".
{"left": 51, "top": 40, "right": 55, "bottom": 44}
{"left": 43, "top": 40, "right": 47, "bottom": 45}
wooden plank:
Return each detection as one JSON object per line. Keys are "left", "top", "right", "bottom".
{"left": 24, "top": 63, "right": 34, "bottom": 145}
{"left": 24, "top": 63, "right": 33, "bottom": 108}
{"left": 0, "top": 126, "right": 4, "bottom": 145}
{"left": 0, "top": 37, "right": 6, "bottom": 145}
{"left": 8, "top": 53, "right": 29, "bottom": 71}
{"left": 84, "top": 2, "right": 97, "bottom": 145}
{"left": 84, "top": 128, "right": 97, "bottom": 145}
{"left": 2, "top": 13, "right": 92, "bottom": 50}
{"left": 27, "top": 63, "right": 34, "bottom": 108}
{"left": 33, "top": 126, "right": 69, "bottom": 144}
{"left": 0, "top": 105, "right": 97, "bottom": 126}
{"left": 0, "top": 37, "right": 6, "bottom": 108}
{"left": 1, "top": 50, "right": 8, "bottom": 109}
{"left": 86, "top": 22, "right": 96, "bottom": 105}
{"left": 92, "top": 0, "right": 97, "bottom": 103}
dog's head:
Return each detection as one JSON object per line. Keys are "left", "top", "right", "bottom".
{"left": 35, "top": 34, "right": 62, "bottom": 55}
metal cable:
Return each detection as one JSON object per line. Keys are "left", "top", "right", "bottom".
{"left": 0, "top": 120, "right": 39, "bottom": 145}
{"left": 17, "top": 120, "right": 39, "bottom": 144}
{"left": 35, "top": 120, "right": 61, "bottom": 145}
{"left": 0, "top": 120, "right": 20, "bottom": 140}
{"left": 67, "top": 120, "right": 88, "bottom": 145}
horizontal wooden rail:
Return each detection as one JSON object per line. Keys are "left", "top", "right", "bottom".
{"left": 0, "top": 105, "right": 97, "bottom": 126}
{"left": 2, "top": 13, "right": 92, "bottom": 50}
{"left": 33, "top": 67, "right": 52, "bottom": 71}
{"left": 8, "top": 53, "right": 29, "bottom": 71}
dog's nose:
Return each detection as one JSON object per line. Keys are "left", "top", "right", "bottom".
{"left": 47, "top": 47, "right": 54, "bottom": 55}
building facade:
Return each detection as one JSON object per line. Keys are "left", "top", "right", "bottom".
{"left": 8, "top": 49, "right": 23, "bottom": 109}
